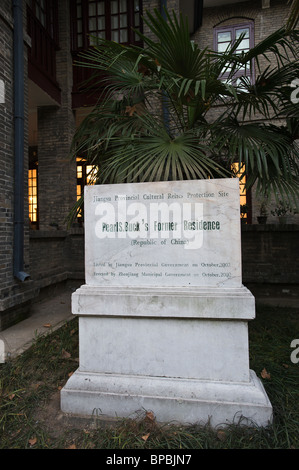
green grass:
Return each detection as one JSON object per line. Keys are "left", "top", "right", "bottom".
{"left": 0, "top": 305, "right": 298, "bottom": 449}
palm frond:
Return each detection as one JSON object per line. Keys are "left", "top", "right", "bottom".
{"left": 286, "top": 0, "right": 299, "bottom": 30}
{"left": 212, "top": 119, "right": 299, "bottom": 204}
{"left": 67, "top": 7, "right": 299, "bottom": 224}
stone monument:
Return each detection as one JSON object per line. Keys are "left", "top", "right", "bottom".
{"left": 61, "top": 178, "right": 272, "bottom": 427}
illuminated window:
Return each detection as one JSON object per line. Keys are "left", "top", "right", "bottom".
{"left": 232, "top": 162, "right": 250, "bottom": 221}
{"left": 76, "top": 158, "right": 98, "bottom": 218}
{"left": 28, "top": 167, "right": 38, "bottom": 225}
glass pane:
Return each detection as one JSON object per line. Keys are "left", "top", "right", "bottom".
{"left": 112, "top": 30, "right": 119, "bottom": 42}
{"left": 218, "top": 41, "right": 230, "bottom": 52}
{"left": 89, "top": 2, "right": 96, "bottom": 16}
{"left": 86, "top": 166, "right": 97, "bottom": 184}
{"left": 235, "top": 77, "right": 250, "bottom": 93}
{"left": 217, "top": 31, "right": 231, "bottom": 42}
{"left": 134, "top": 0, "right": 140, "bottom": 11}
{"left": 28, "top": 169, "right": 38, "bottom": 223}
{"left": 77, "top": 5, "right": 82, "bottom": 18}
{"left": 111, "top": 16, "right": 118, "bottom": 29}
{"left": 41, "top": 12, "right": 46, "bottom": 26}
{"left": 97, "top": 2, "right": 105, "bottom": 15}
{"left": 135, "top": 12, "right": 139, "bottom": 26}
{"left": 97, "top": 17, "right": 105, "bottom": 30}
{"left": 236, "top": 39, "right": 249, "bottom": 50}
{"left": 120, "top": 14, "right": 127, "bottom": 28}
{"left": 120, "top": 0, "right": 127, "bottom": 13}
{"left": 223, "top": 62, "right": 232, "bottom": 73}
{"left": 89, "top": 18, "right": 97, "bottom": 31}
{"left": 77, "top": 166, "right": 83, "bottom": 178}
{"left": 77, "top": 20, "right": 82, "bottom": 33}
{"left": 236, "top": 28, "right": 249, "bottom": 39}
{"left": 77, "top": 34, "right": 83, "bottom": 47}
{"left": 111, "top": 1, "right": 118, "bottom": 14}
{"left": 120, "top": 29, "right": 128, "bottom": 43}
{"left": 89, "top": 35, "right": 97, "bottom": 45}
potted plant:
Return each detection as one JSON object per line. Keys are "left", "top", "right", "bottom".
{"left": 257, "top": 201, "right": 268, "bottom": 224}
{"left": 240, "top": 204, "right": 248, "bottom": 223}
{"left": 271, "top": 201, "right": 294, "bottom": 224}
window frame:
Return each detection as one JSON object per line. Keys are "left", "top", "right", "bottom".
{"left": 70, "top": 0, "right": 143, "bottom": 52}
{"left": 214, "top": 22, "right": 255, "bottom": 85}
{"left": 28, "top": 0, "right": 59, "bottom": 47}
{"left": 28, "top": 147, "right": 39, "bottom": 229}
{"left": 76, "top": 158, "right": 99, "bottom": 221}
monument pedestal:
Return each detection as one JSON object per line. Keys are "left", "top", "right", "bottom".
{"left": 61, "top": 179, "right": 272, "bottom": 427}
{"left": 61, "top": 285, "right": 272, "bottom": 427}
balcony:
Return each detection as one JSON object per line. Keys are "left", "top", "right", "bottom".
{"left": 27, "top": 5, "right": 61, "bottom": 104}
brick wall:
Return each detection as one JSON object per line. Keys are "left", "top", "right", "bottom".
{"left": 38, "top": 0, "right": 76, "bottom": 230}
{"left": 29, "top": 229, "right": 85, "bottom": 286}
{"left": 192, "top": 0, "right": 298, "bottom": 224}
{"left": 242, "top": 225, "right": 299, "bottom": 305}
{"left": 0, "top": 3, "right": 15, "bottom": 293}
{"left": 193, "top": 0, "right": 290, "bottom": 47}
{"left": 0, "top": 0, "right": 77, "bottom": 330}
{"left": 0, "top": 1, "right": 35, "bottom": 330}
{"left": 28, "top": 225, "right": 299, "bottom": 310}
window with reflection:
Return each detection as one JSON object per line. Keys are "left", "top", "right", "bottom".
{"left": 214, "top": 22, "right": 254, "bottom": 86}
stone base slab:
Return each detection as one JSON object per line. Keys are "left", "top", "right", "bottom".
{"left": 61, "top": 284, "right": 272, "bottom": 427}
{"left": 61, "top": 369, "right": 273, "bottom": 428}
{"left": 72, "top": 284, "right": 256, "bottom": 320}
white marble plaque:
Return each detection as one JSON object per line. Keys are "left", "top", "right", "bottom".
{"left": 84, "top": 178, "right": 242, "bottom": 287}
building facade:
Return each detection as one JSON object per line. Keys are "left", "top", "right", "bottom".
{"left": 0, "top": 0, "right": 297, "bottom": 331}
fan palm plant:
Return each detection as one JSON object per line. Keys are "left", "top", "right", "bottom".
{"left": 70, "top": 8, "right": 299, "bottom": 220}
{"left": 286, "top": 0, "right": 299, "bottom": 30}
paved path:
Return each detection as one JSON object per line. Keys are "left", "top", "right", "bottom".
{"left": 0, "top": 286, "right": 75, "bottom": 361}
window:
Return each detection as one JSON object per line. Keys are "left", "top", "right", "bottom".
{"left": 231, "top": 162, "right": 251, "bottom": 222}
{"left": 71, "top": 0, "right": 142, "bottom": 51}
{"left": 76, "top": 158, "right": 98, "bottom": 219}
{"left": 214, "top": 23, "right": 254, "bottom": 86}
{"left": 28, "top": 147, "right": 39, "bottom": 228}
{"left": 28, "top": 168, "right": 38, "bottom": 224}
{"left": 28, "top": 0, "right": 59, "bottom": 45}
{"left": 35, "top": 0, "right": 46, "bottom": 27}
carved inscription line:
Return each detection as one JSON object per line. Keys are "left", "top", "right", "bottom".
{"left": 94, "top": 200, "right": 224, "bottom": 250}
